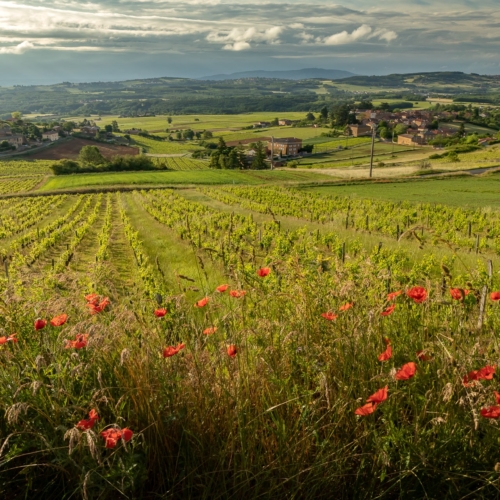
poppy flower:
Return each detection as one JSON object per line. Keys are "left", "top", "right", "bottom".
{"left": 339, "top": 303, "right": 354, "bottom": 312}
{"left": 407, "top": 286, "right": 427, "bottom": 304}
{"left": 378, "top": 345, "right": 392, "bottom": 362}
{"left": 203, "top": 326, "right": 217, "bottom": 335}
{"left": 480, "top": 406, "right": 500, "bottom": 419}
{"left": 216, "top": 284, "right": 229, "bottom": 293}
{"left": 395, "top": 362, "right": 416, "bottom": 380}
{"left": 257, "top": 267, "right": 271, "bottom": 277}
{"left": 381, "top": 305, "right": 396, "bottom": 316}
{"left": 495, "top": 391, "right": 500, "bottom": 404}
{"left": 77, "top": 409, "right": 100, "bottom": 431}
{"left": 321, "top": 312, "right": 337, "bottom": 321}
{"left": 154, "top": 308, "right": 167, "bottom": 317}
{"left": 50, "top": 314, "right": 68, "bottom": 327}
{"left": 387, "top": 290, "right": 402, "bottom": 301}
{"left": 416, "top": 350, "right": 432, "bottom": 361}
{"left": 163, "top": 343, "right": 185, "bottom": 358}
{"left": 354, "top": 402, "right": 377, "bottom": 416}
{"left": 194, "top": 297, "right": 210, "bottom": 308}
{"left": 87, "top": 297, "right": 110, "bottom": 315}
{"left": 490, "top": 292, "right": 500, "bottom": 301}
{"left": 65, "top": 333, "right": 89, "bottom": 349}
{"left": 229, "top": 290, "right": 246, "bottom": 298}
{"left": 100, "top": 427, "right": 133, "bottom": 448}
{"left": 85, "top": 293, "right": 100, "bottom": 305}
{"left": 34, "top": 319, "right": 47, "bottom": 331}
{"left": 0, "top": 333, "right": 17, "bottom": 345}
{"left": 227, "top": 345, "right": 238, "bottom": 357}
{"left": 366, "top": 386, "right": 388, "bottom": 404}
{"left": 450, "top": 288, "right": 469, "bottom": 301}
{"left": 478, "top": 365, "right": 496, "bottom": 380}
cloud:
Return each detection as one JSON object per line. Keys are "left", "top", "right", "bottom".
{"left": 207, "top": 26, "right": 283, "bottom": 51}
{"left": 0, "top": 40, "right": 34, "bottom": 54}
{"left": 319, "top": 24, "right": 397, "bottom": 45}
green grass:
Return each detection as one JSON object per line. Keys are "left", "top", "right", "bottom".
{"left": 302, "top": 172, "right": 500, "bottom": 207}
{"left": 128, "top": 135, "right": 203, "bottom": 154}
{"left": 39, "top": 169, "right": 333, "bottom": 190}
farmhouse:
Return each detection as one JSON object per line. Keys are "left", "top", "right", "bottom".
{"left": 278, "top": 119, "right": 293, "bottom": 126}
{"left": 42, "top": 131, "right": 59, "bottom": 142}
{"left": 268, "top": 137, "right": 302, "bottom": 156}
{"left": 349, "top": 124, "right": 372, "bottom": 137}
{"left": 253, "top": 122, "right": 271, "bottom": 129}
{"left": 0, "top": 124, "right": 25, "bottom": 149}
{"left": 80, "top": 126, "right": 100, "bottom": 136}
{"left": 398, "top": 134, "right": 426, "bottom": 146}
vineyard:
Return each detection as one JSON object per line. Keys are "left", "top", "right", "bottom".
{"left": 154, "top": 156, "right": 209, "bottom": 171}
{"left": 2, "top": 183, "right": 500, "bottom": 498}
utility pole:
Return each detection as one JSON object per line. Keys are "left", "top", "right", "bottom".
{"left": 369, "top": 125, "right": 376, "bottom": 178}
{"left": 271, "top": 136, "right": 274, "bottom": 170}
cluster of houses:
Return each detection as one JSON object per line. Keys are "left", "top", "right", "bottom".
{"left": 350, "top": 109, "right": 459, "bottom": 146}
{"left": 0, "top": 124, "right": 60, "bottom": 151}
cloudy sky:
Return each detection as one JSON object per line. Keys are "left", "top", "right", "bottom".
{"left": 0, "top": 0, "right": 499, "bottom": 85}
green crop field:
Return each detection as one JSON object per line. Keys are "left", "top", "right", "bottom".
{"left": 128, "top": 135, "right": 204, "bottom": 154}
{"left": 303, "top": 172, "right": 500, "bottom": 207}
{"left": 39, "top": 169, "right": 333, "bottom": 190}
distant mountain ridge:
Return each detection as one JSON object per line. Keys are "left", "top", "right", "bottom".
{"left": 200, "top": 68, "right": 357, "bottom": 81}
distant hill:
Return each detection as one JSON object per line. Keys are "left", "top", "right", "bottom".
{"left": 200, "top": 68, "right": 356, "bottom": 81}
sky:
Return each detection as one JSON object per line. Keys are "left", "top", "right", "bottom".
{"left": 0, "top": 0, "right": 499, "bottom": 85}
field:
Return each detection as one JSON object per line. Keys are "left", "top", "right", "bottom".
{"left": 39, "top": 169, "right": 333, "bottom": 191}
{"left": 3, "top": 178, "right": 500, "bottom": 499}
{"left": 28, "top": 137, "right": 139, "bottom": 160}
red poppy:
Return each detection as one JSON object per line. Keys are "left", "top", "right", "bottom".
{"left": 229, "top": 290, "right": 246, "bottom": 298}
{"left": 194, "top": 297, "right": 210, "bottom": 308}
{"left": 163, "top": 343, "right": 185, "bottom": 358}
{"left": 490, "top": 292, "right": 500, "bottom": 301}
{"left": 495, "top": 391, "right": 500, "bottom": 404}
{"left": 339, "top": 303, "right": 354, "bottom": 312}
{"left": 450, "top": 288, "right": 470, "bottom": 301}
{"left": 227, "top": 345, "right": 238, "bottom": 357}
{"left": 87, "top": 297, "right": 110, "bottom": 315}
{"left": 367, "top": 386, "right": 388, "bottom": 404}
{"left": 50, "top": 314, "right": 68, "bottom": 327}
{"left": 34, "top": 319, "right": 47, "bottom": 331}
{"left": 395, "top": 362, "right": 416, "bottom": 380}
{"left": 387, "top": 290, "right": 402, "bottom": 301}
{"left": 257, "top": 267, "right": 271, "bottom": 277}
{"left": 216, "top": 284, "right": 229, "bottom": 293}
{"left": 203, "top": 326, "right": 217, "bottom": 335}
{"left": 65, "top": 333, "right": 89, "bottom": 349}
{"left": 481, "top": 406, "right": 500, "bottom": 419}
{"left": 154, "top": 308, "right": 167, "bottom": 317}
{"left": 354, "top": 402, "right": 377, "bottom": 416}
{"left": 381, "top": 305, "right": 396, "bottom": 316}
{"left": 478, "top": 365, "right": 496, "bottom": 380}
{"left": 407, "top": 286, "right": 427, "bottom": 304}
{"left": 85, "top": 293, "right": 100, "bottom": 305}
{"left": 100, "top": 427, "right": 133, "bottom": 448}
{"left": 321, "top": 312, "right": 337, "bottom": 321}
{"left": 378, "top": 345, "right": 392, "bottom": 362}
{"left": 0, "top": 333, "right": 17, "bottom": 345}
{"left": 416, "top": 350, "right": 432, "bottom": 361}
{"left": 77, "top": 409, "right": 100, "bottom": 431}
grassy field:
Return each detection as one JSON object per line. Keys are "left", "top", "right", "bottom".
{"left": 39, "top": 169, "right": 332, "bottom": 190}
{"left": 89, "top": 113, "right": 309, "bottom": 133}
{"left": 302, "top": 172, "right": 500, "bottom": 207}
{"left": 128, "top": 135, "right": 203, "bottom": 154}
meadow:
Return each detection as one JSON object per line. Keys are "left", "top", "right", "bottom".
{"left": 2, "top": 181, "right": 500, "bottom": 499}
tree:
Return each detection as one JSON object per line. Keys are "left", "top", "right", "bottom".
{"left": 320, "top": 106, "right": 329, "bottom": 121}
{"left": 111, "top": 120, "right": 120, "bottom": 132}
{"left": 78, "top": 145, "right": 107, "bottom": 167}
{"left": 429, "top": 120, "right": 439, "bottom": 130}
{"left": 358, "top": 100, "right": 373, "bottom": 110}
{"left": 252, "top": 141, "right": 267, "bottom": 170}
{"left": 218, "top": 154, "right": 229, "bottom": 169}
{"left": 182, "top": 129, "right": 195, "bottom": 140}
{"left": 175, "top": 131, "right": 182, "bottom": 140}
{"left": 0, "top": 140, "right": 11, "bottom": 150}
{"left": 393, "top": 124, "right": 408, "bottom": 136}
{"left": 104, "top": 124, "right": 113, "bottom": 133}
{"left": 457, "top": 122, "right": 465, "bottom": 138}
{"left": 217, "top": 137, "right": 227, "bottom": 154}
{"left": 270, "top": 117, "right": 279, "bottom": 126}
{"left": 209, "top": 150, "right": 221, "bottom": 169}
{"left": 11, "top": 111, "right": 22, "bottom": 121}
{"left": 203, "top": 130, "right": 213, "bottom": 139}
{"left": 167, "top": 116, "right": 172, "bottom": 124}
{"left": 378, "top": 127, "right": 390, "bottom": 139}
{"left": 62, "top": 121, "right": 76, "bottom": 133}
{"left": 331, "top": 104, "right": 352, "bottom": 127}
{"left": 306, "top": 112, "right": 315, "bottom": 121}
